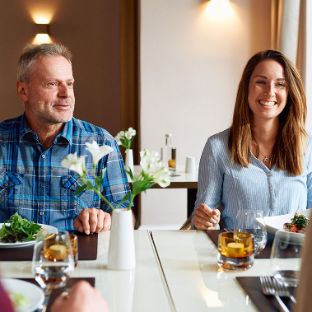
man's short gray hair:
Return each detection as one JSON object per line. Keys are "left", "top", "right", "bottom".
{"left": 17, "top": 43, "right": 72, "bottom": 82}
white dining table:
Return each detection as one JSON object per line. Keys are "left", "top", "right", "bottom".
{"left": 134, "top": 165, "right": 198, "bottom": 217}
{"left": 150, "top": 230, "right": 273, "bottom": 312}
{"left": 0, "top": 230, "right": 172, "bottom": 312}
{"left": 0, "top": 230, "right": 278, "bottom": 312}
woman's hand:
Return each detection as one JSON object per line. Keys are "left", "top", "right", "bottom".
{"left": 192, "top": 203, "right": 220, "bottom": 230}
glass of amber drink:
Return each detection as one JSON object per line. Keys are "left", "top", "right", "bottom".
{"left": 32, "top": 231, "right": 75, "bottom": 290}
{"left": 69, "top": 233, "right": 78, "bottom": 267}
{"left": 217, "top": 231, "right": 254, "bottom": 270}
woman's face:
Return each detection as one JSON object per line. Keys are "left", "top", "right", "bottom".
{"left": 248, "top": 59, "right": 288, "bottom": 124}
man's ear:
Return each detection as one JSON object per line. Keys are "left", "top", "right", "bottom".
{"left": 16, "top": 81, "right": 29, "bottom": 102}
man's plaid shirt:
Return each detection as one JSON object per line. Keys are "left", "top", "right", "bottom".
{"left": 0, "top": 114, "right": 130, "bottom": 230}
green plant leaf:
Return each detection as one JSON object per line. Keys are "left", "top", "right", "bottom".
{"left": 76, "top": 184, "right": 88, "bottom": 196}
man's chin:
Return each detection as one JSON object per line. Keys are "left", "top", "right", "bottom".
{"left": 49, "top": 114, "right": 73, "bottom": 125}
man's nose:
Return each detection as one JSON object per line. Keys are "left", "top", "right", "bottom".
{"left": 58, "top": 83, "right": 70, "bottom": 97}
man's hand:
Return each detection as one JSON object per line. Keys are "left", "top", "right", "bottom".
{"left": 192, "top": 203, "right": 220, "bottom": 230}
{"left": 74, "top": 208, "right": 111, "bottom": 235}
{"left": 50, "top": 281, "right": 108, "bottom": 312}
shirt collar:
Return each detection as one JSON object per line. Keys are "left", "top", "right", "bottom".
{"left": 56, "top": 119, "right": 73, "bottom": 144}
{"left": 19, "top": 114, "right": 73, "bottom": 144}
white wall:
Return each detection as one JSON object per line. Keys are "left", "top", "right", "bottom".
{"left": 140, "top": 0, "right": 271, "bottom": 228}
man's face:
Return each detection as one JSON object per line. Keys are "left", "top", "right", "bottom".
{"left": 17, "top": 55, "right": 75, "bottom": 127}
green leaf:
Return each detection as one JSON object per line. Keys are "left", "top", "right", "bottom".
{"left": 0, "top": 213, "right": 41, "bottom": 242}
{"left": 76, "top": 184, "right": 88, "bottom": 196}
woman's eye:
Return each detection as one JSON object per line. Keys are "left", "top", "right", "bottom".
{"left": 255, "top": 80, "right": 265, "bottom": 85}
{"left": 276, "top": 82, "right": 286, "bottom": 88}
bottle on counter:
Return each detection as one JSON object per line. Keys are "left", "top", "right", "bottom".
{"left": 161, "top": 134, "right": 172, "bottom": 168}
{"left": 168, "top": 148, "right": 176, "bottom": 173}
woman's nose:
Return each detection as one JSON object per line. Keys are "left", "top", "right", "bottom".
{"left": 264, "top": 82, "right": 276, "bottom": 97}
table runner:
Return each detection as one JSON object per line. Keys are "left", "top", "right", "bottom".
{"left": 0, "top": 232, "right": 98, "bottom": 261}
{"left": 205, "top": 230, "right": 273, "bottom": 259}
{"left": 21, "top": 277, "right": 95, "bottom": 312}
{"left": 236, "top": 276, "right": 292, "bottom": 312}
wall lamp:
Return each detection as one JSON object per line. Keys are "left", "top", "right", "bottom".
{"left": 33, "top": 23, "right": 52, "bottom": 45}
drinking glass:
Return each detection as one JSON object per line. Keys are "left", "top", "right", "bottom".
{"left": 69, "top": 233, "right": 78, "bottom": 268}
{"left": 235, "top": 209, "right": 267, "bottom": 255}
{"left": 270, "top": 230, "right": 304, "bottom": 287}
{"left": 217, "top": 231, "right": 254, "bottom": 270}
{"left": 32, "top": 231, "right": 75, "bottom": 307}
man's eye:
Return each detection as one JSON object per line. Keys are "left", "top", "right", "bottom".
{"left": 67, "top": 81, "right": 74, "bottom": 87}
{"left": 47, "top": 82, "right": 58, "bottom": 87}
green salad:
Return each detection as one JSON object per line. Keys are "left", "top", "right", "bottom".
{"left": 9, "top": 292, "right": 28, "bottom": 309}
{"left": 0, "top": 213, "right": 41, "bottom": 243}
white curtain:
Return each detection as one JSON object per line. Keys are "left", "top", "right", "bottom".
{"left": 271, "top": 0, "right": 312, "bottom": 128}
{"left": 271, "top": 0, "right": 301, "bottom": 65}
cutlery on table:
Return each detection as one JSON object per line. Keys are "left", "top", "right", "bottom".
{"left": 270, "top": 276, "right": 296, "bottom": 305}
{"left": 260, "top": 276, "right": 289, "bottom": 312}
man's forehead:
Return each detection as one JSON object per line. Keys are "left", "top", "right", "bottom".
{"left": 29, "top": 55, "right": 73, "bottom": 79}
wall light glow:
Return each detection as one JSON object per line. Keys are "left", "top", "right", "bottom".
{"left": 32, "top": 10, "right": 53, "bottom": 24}
{"left": 201, "top": 0, "right": 235, "bottom": 22}
{"left": 33, "top": 34, "right": 52, "bottom": 45}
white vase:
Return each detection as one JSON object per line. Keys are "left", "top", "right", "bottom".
{"left": 107, "top": 209, "right": 135, "bottom": 270}
{"left": 105, "top": 270, "right": 135, "bottom": 311}
{"left": 125, "top": 149, "right": 134, "bottom": 172}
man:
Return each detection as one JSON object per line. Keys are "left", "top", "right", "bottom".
{"left": 0, "top": 43, "right": 130, "bottom": 234}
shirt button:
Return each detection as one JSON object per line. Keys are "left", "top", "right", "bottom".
{"left": 41, "top": 154, "right": 46, "bottom": 159}
{"left": 39, "top": 211, "right": 44, "bottom": 216}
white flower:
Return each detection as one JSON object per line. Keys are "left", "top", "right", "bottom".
{"left": 125, "top": 127, "right": 136, "bottom": 139}
{"left": 115, "top": 127, "right": 136, "bottom": 149}
{"left": 153, "top": 167, "right": 170, "bottom": 187}
{"left": 61, "top": 153, "right": 86, "bottom": 176}
{"left": 86, "top": 140, "right": 114, "bottom": 165}
{"left": 139, "top": 149, "right": 170, "bottom": 188}
{"left": 115, "top": 131, "right": 125, "bottom": 145}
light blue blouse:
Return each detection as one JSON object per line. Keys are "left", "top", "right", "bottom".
{"left": 195, "top": 129, "right": 312, "bottom": 229}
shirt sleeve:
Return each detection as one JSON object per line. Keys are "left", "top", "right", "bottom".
{"left": 101, "top": 139, "right": 131, "bottom": 211}
{"left": 195, "top": 136, "right": 224, "bottom": 210}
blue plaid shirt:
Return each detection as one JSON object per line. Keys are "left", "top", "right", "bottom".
{"left": 0, "top": 114, "right": 130, "bottom": 230}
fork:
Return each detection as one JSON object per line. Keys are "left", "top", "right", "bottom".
{"left": 270, "top": 277, "right": 297, "bottom": 305}
{"left": 260, "top": 276, "right": 290, "bottom": 312}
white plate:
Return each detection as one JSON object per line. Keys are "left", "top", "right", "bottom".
{"left": 259, "top": 208, "right": 311, "bottom": 235}
{"left": 1, "top": 278, "right": 44, "bottom": 312}
{"left": 0, "top": 223, "right": 58, "bottom": 248}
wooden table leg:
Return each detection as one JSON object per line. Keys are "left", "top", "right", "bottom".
{"left": 187, "top": 188, "right": 197, "bottom": 217}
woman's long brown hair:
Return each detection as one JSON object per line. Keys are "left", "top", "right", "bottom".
{"left": 228, "top": 50, "right": 307, "bottom": 175}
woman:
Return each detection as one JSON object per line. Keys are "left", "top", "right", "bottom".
{"left": 193, "top": 50, "right": 312, "bottom": 230}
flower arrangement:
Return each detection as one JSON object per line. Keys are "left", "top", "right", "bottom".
{"left": 115, "top": 127, "right": 136, "bottom": 150}
{"left": 61, "top": 141, "right": 170, "bottom": 210}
